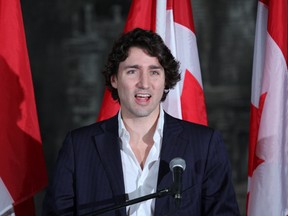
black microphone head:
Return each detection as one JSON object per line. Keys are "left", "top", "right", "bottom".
{"left": 169, "top": 157, "right": 186, "bottom": 171}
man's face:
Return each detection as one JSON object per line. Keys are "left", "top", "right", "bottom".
{"left": 111, "top": 47, "right": 165, "bottom": 119}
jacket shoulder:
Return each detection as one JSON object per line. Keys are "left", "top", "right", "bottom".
{"left": 69, "top": 114, "right": 118, "bottom": 138}
{"left": 164, "top": 112, "right": 215, "bottom": 134}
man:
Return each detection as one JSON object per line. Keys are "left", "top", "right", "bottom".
{"left": 43, "top": 28, "right": 240, "bottom": 215}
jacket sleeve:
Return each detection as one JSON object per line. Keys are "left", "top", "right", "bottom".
{"left": 201, "top": 130, "right": 240, "bottom": 215}
{"left": 42, "top": 132, "right": 76, "bottom": 216}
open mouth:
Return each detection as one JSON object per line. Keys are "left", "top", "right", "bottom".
{"left": 135, "top": 93, "right": 151, "bottom": 100}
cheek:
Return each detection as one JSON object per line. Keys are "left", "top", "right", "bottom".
{"left": 117, "top": 82, "right": 132, "bottom": 95}
{"left": 156, "top": 80, "right": 165, "bottom": 91}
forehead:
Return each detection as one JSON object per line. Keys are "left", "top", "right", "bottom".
{"left": 121, "top": 47, "right": 161, "bottom": 66}
{"left": 127, "top": 46, "right": 149, "bottom": 55}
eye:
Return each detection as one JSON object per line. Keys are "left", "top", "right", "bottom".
{"left": 127, "top": 69, "right": 136, "bottom": 74}
{"left": 151, "top": 70, "right": 160, "bottom": 75}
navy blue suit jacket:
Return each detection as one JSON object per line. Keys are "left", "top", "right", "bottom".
{"left": 43, "top": 113, "right": 240, "bottom": 215}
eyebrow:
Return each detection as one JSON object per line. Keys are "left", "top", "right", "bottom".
{"left": 123, "top": 65, "right": 139, "bottom": 70}
{"left": 149, "top": 65, "right": 163, "bottom": 70}
{"left": 123, "top": 65, "right": 163, "bottom": 70}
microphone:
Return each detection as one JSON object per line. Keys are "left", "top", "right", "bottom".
{"left": 169, "top": 157, "right": 186, "bottom": 208}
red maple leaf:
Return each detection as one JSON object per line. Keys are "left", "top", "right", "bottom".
{"left": 248, "top": 92, "right": 267, "bottom": 177}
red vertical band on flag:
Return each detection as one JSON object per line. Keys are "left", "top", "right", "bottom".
{"left": 124, "top": 0, "right": 156, "bottom": 32}
{"left": 267, "top": 0, "right": 287, "bottom": 63}
{"left": 14, "top": 198, "right": 36, "bottom": 216}
{"left": 181, "top": 70, "right": 207, "bottom": 125}
{"left": 0, "top": 0, "right": 47, "bottom": 214}
{"left": 97, "top": 88, "right": 120, "bottom": 121}
{"left": 169, "top": 0, "right": 195, "bottom": 32}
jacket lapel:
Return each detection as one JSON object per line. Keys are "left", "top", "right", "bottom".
{"left": 155, "top": 113, "right": 189, "bottom": 213}
{"left": 93, "top": 115, "right": 126, "bottom": 214}
{"left": 157, "top": 113, "right": 188, "bottom": 188}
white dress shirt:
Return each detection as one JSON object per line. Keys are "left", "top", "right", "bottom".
{"left": 118, "top": 108, "right": 164, "bottom": 216}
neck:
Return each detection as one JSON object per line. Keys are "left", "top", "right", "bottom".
{"left": 122, "top": 109, "right": 160, "bottom": 137}
{"left": 121, "top": 109, "right": 161, "bottom": 168}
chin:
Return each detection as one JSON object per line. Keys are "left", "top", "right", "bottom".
{"left": 133, "top": 108, "right": 159, "bottom": 118}
{"left": 133, "top": 112, "right": 151, "bottom": 118}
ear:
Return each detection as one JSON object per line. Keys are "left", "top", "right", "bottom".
{"left": 110, "top": 75, "right": 118, "bottom": 89}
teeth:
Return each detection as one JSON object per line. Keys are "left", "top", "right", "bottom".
{"left": 135, "top": 93, "right": 151, "bottom": 98}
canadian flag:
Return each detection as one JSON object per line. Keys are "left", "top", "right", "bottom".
{"left": 98, "top": 0, "right": 207, "bottom": 126}
{"left": 0, "top": 0, "right": 48, "bottom": 215}
{"left": 247, "top": 0, "right": 288, "bottom": 215}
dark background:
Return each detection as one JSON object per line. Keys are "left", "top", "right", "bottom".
{"left": 21, "top": 0, "right": 256, "bottom": 215}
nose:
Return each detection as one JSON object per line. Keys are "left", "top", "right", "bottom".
{"left": 137, "top": 72, "right": 149, "bottom": 89}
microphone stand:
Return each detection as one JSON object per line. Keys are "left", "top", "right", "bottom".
{"left": 83, "top": 188, "right": 172, "bottom": 216}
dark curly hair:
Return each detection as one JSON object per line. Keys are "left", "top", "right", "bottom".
{"left": 102, "top": 28, "right": 181, "bottom": 102}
